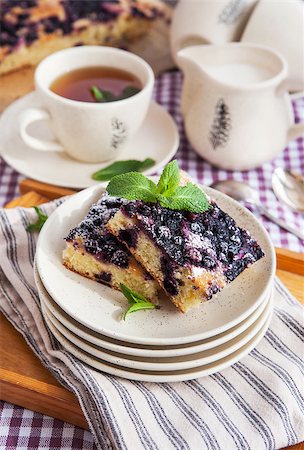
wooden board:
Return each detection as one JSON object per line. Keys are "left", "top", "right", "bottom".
{"left": 1, "top": 191, "right": 303, "bottom": 450}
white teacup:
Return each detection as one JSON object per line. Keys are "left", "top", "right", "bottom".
{"left": 241, "top": 0, "right": 304, "bottom": 91}
{"left": 19, "top": 46, "right": 154, "bottom": 163}
{"left": 170, "top": 0, "right": 258, "bottom": 65}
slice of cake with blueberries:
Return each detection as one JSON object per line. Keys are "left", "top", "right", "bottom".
{"left": 62, "top": 193, "right": 159, "bottom": 301}
{"left": 106, "top": 161, "right": 264, "bottom": 313}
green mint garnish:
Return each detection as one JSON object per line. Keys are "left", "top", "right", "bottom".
{"left": 26, "top": 206, "right": 48, "bottom": 232}
{"left": 120, "top": 284, "right": 157, "bottom": 320}
{"left": 156, "top": 159, "right": 180, "bottom": 197}
{"left": 107, "top": 160, "right": 210, "bottom": 213}
{"left": 90, "top": 86, "right": 115, "bottom": 102}
{"left": 90, "top": 85, "right": 140, "bottom": 103}
{"left": 90, "top": 85, "right": 104, "bottom": 102}
{"left": 121, "top": 85, "right": 141, "bottom": 99}
{"left": 107, "top": 172, "right": 158, "bottom": 202}
{"left": 91, "top": 158, "right": 155, "bottom": 181}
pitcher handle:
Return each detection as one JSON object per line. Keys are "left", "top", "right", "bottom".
{"left": 288, "top": 123, "right": 304, "bottom": 142}
{"left": 276, "top": 79, "right": 304, "bottom": 143}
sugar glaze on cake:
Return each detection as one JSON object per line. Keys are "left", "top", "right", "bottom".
{"left": 107, "top": 200, "right": 264, "bottom": 312}
{"left": 62, "top": 194, "right": 159, "bottom": 301}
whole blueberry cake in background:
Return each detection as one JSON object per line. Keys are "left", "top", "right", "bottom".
{"left": 107, "top": 198, "right": 264, "bottom": 313}
{"left": 62, "top": 193, "right": 159, "bottom": 301}
{"left": 0, "top": 0, "right": 173, "bottom": 75}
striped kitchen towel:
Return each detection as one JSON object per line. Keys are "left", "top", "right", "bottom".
{"left": 0, "top": 202, "right": 303, "bottom": 450}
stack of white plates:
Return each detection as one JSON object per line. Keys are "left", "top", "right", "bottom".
{"left": 35, "top": 184, "right": 276, "bottom": 382}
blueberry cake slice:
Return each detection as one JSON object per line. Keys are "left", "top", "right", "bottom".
{"left": 0, "top": 0, "right": 173, "bottom": 75}
{"left": 62, "top": 194, "right": 159, "bottom": 301}
{"left": 107, "top": 200, "right": 264, "bottom": 313}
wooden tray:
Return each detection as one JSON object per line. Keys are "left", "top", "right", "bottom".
{"left": 1, "top": 185, "right": 303, "bottom": 450}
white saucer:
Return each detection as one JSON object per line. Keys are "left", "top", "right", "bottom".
{"left": 0, "top": 92, "right": 179, "bottom": 189}
{"left": 41, "top": 293, "right": 272, "bottom": 371}
{"left": 42, "top": 308, "right": 272, "bottom": 382}
{"left": 35, "top": 183, "right": 276, "bottom": 346}
{"left": 35, "top": 262, "right": 271, "bottom": 358}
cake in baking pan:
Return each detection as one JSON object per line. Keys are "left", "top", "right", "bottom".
{"left": 0, "top": 0, "right": 173, "bottom": 75}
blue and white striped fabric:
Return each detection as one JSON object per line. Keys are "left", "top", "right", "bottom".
{"left": 0, "top": 202, "right": 303, "bottom": 450}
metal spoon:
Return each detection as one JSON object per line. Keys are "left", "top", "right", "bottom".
{"left": 272, "top": 168, "right": 304, "bottom": 212}
{"left": 211, "top": 180, "right": 304, "bottom": 240}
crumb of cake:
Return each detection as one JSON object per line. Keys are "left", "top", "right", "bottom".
{"left": 107, "top": 200, "right": 264, "bottom": 313}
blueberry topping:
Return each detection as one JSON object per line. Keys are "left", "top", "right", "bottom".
{"left": 66, "top": 194, "right": 130, "bottom": 269}
{"left": 161, "top": 256, "right": 179, "bottom": 296}
{"left": 190, "top": 222, "right": 201, "bottom": 233}
{"left": 156, "top": 226, "right": 171, "bottom": 239}
{"left": 173, "top": 236, "right": 183, "bottom": 246}
{"left": 118, "top": 228, "right": 138, "bottom": 248}
{"left": 110, "top": 250, "right": 129, "bottom": 268}
{"left": 95, "top": 272, "right": 112, "bottom": 284}
{"left": 121, "top": 200, "right": 263, "bottom": 283}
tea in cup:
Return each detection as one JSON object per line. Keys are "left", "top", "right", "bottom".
{"left": 19, "top": 46, "right": 154, "bottom": 163}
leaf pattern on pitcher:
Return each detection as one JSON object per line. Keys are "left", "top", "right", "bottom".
{"left": 209, "top": 99, "right": 231, "bottom": 150}
{"left": 111, "top": 118, "right": 127, "bottom": 150}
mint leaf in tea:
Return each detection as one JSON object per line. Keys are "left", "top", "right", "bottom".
{"left": 50, "top": 67, "right": 142, "bottom": 103}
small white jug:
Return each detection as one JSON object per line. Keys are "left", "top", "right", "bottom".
{"left": 170, "top": 0, "right": 257, "bottom": 64}
{"left": 178, "top": 43, "right": 304, "bottom": 170}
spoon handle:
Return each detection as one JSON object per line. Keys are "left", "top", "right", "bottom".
{"left": 258, "top": 205, "right": 304, "bottom": 241}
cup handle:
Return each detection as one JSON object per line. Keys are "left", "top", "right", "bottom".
{"left": 19, "top": 107, "right": 64, "bottom": 151}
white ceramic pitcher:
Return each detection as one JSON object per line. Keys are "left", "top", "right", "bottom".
{"left": 178, "top": 43, "right": 304, "bottom": 170}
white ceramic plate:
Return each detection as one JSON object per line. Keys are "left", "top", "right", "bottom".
{"left": 43, "top": 309, "right": 272, "bottom": 382}
{"left": 36, "top": 263, "right": 271, "bottom": 357}
{"left": 0, "top": 92, "right": 179, "bottom": 189}
{"left": 41, "top": 293, "right": 272, "bottom": 371}
{"left": 36, "top": 184, "right": 276, "bottom": 345}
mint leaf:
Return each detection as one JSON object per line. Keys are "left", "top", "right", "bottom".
{"left": 90, "top": 86, "right": 115, "bottom": 102}
{"left": 121, "top": 85, "right": 141, "bottom": 99}
{"left": 120, "top": 283, "right": 148, "bottom": 303}
{"left": 26, "top": 206, "right": 48, "bottom": 232}
{"left": 156, "top": 160, "right": 180, "bottom": 196}
{"left": 92, "top": 158, "right": 155, "bottom": 181}
{"left": 120, "top": 284, "right": 157, "bottom": 319}
{"left": 107, "top": 172, "right": 158, "bottom": 202}
{"left": 158, "top": 183, "right": 210, "bottom": 213}
{"left": 106, "top": 161, "right": 210, "bottom": 213}
{"left": 90, "top": 85, "right": 104, "bottom": 102}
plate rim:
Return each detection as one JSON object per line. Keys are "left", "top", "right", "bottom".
{"left": 35, "top": 262, "right": 271, "bottom": 357}
{"left": 41, "top": 293, "right": 272, "bottom": 371}
{"left": 42, "top": 310, "right": 272, "bottom": 382}
{"left": 36, "top": 183, "right": 276, "bottom": 345}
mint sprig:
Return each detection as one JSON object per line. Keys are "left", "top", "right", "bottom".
{"left": 90, "top": 85, "right": 141, "bottom": 103}
{"left": 120, "top": 284, "right": 157, "bottom": 320}
{"left": 91, "top": 158, "right": 155, "bottom": 181}
{"left": 107, "top": 172, "right": 158, "bottom": 203}
{"left": 26, "top": 206, "right": 48, "bottom": 232}
{"left": 156, "top": 159, "right": 180, "bottom": 197}
{"left": 90, "top": 85, "right": 115, "bottom": 102}
{"left": 107, "top": 160, "right": 210, "bottom": 213}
